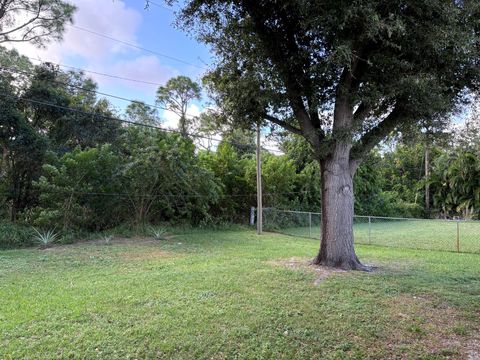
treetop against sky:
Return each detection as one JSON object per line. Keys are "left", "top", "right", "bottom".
{"left": 8, "top": 0, "right": 211, "bottom": 128}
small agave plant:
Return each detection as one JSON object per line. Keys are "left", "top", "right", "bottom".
{"left": 33, "top": 228, "right": 59, "bottom": 249}
{"left": 102, "top": 234, "right": 114, "bottom": 245}
{"left": 150, "top": 226, "right": 167, "bottom": 240}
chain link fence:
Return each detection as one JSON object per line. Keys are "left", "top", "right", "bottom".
{"left": 261, "top": 208, "right": 480, "bottom": 254}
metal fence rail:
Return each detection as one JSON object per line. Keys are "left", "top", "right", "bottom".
{"left": 261, "top": 208, "right": 480, "bottom": 254}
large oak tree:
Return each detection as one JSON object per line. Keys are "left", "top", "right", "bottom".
{"left": 169, "top": 0, "right": 480, "bottom": 269}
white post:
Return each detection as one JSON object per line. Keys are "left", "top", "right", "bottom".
{"left": 368, "top": 216, "right": 372, "bottom": 244}
{"left": 456, "top": 220, "right": 460, "bottom": 252}
{"left": 250, "top": 207, "right": 255, "bottom": 226}
{"left": 256, "top": 124, "right": 263, "bottom": 235}
{"left": 309, "top": 212, "right": 312, "bottom": 238}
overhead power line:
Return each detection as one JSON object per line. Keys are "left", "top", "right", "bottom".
{"left": 69, "top": 25, "right": 207, "bottom": 70}
{"left": 0, "top": 92, "right": 283, "bottom": 154}
{"left": 23, "top": 56, "right": 164, "bottom": 87}
{"left": 0, "top": 65, "right": 199, "bottom": 120}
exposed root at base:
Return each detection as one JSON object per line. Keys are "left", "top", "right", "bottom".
{"left": 312, "top": 256, "right": 373, "bottom": 272}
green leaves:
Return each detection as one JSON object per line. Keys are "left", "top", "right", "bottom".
{"left": 156, "top": 76, "right": 201, "bottom": 136}
{"left": 33, "top": 145, "right": 123, "bottom": 230}
{"left": 0, "top": 0, "right": 75, "bottom": 46}
{"left": 125, "top": 102, "right": 160, "bottom": 126}
{"left": 430, "top": 149, "right": 480, "bottom": 219}
{"left": 175, "top": 0, "right": 479, "bottom": 161}
{"left": 30, "top": 127, "right": 224, "bottom": 230}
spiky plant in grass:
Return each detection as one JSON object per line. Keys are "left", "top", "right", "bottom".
{"left": 33, "top": 228, "right": 59, "bottom": 249}
{"left": 102, "top": 235, "right": 113, "bottom": 245}
{"left": 150, "top": 227, "right": 167, "bottom": 240}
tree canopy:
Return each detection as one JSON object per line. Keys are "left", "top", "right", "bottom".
{"left": 156, "top": 75, "right": 201, "bottom": 137}
{"left": 175, "top": 0, "right": 479, "bottom": 159}
{"left": 0, "top": 0, "right": 75, "bottom": 46}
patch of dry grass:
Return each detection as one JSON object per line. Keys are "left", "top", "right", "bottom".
{"left": 269, "top": 255, "right": 480, "bottom": 359}
{"left": 268, "top": 256, "right": 349, "bottom": 285}
{"left": 381, "top": 294, "right": 480, "bottom": 359}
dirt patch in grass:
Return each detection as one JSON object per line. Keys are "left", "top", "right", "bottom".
{"left": 268, "top": 256, "right": 348, "bottom": 285}
{"left": 382, "top": 294, "right": 480, "bottom": 359}
{"left": 467, "top": 338, "right": 480, "bottom": 360}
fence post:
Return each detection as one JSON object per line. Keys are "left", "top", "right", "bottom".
{"left": 368, "top": 216, "right": 372, "bottom": 244}
{"left": 456, "top": 220, "right": 460, "bottom": 252}
{"left": 309, "top": 212, "right": 312, "bottom": 238}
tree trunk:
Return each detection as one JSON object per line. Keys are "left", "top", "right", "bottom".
{"left": 313, "top": 144, "right": 369, "bottom": 271}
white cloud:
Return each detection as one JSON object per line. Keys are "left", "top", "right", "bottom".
{"left": 9, "top": 0, "right": 141, "bottom": 62}
{"left": 263, "top": 135, "right": 283, "bottom": 155}
{"left": 163, "top": 109, "right": 180, "bottom": 129}
{"left": 7, "top": 1, "right": 179, "bottom": 108}
{"left": 92, "top": 55, "right": 178, "bottom": 92}
{"left": 63, "top": 0, "right": 141, "bottom": 60}
{"left": 186, "top": 103, "right": 202, "bottom": 117}
{"left": 162, "top": 104, "right": 201, "bottom": 129}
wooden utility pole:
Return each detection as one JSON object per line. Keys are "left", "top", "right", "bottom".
{"left": 256, "top": 124, "right": 263, "bottom": 235}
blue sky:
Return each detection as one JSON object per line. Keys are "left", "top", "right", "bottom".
{"left": 12, "top": 0, "right": 212, "bottom": 128}
{"left": 11, "top": 0, "right": 472, "bottom": 140}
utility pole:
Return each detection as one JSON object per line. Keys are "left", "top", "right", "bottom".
{"left": 256, "top": 124, "right": 263, "bottom": 235}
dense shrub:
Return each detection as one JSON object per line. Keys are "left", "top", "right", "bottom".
{"left": 32, "top": 145, "right": 123, "bottom": 230}
{"left": 31, "top": 129, "right": 222, "bottom": 230}
{"left": 0, "top": 222, "right": 35, "bottom": 249}
{"left": 366, "top": 191, "right": 424, "bottom": 219}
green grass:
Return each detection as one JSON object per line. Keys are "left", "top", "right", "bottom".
{"left": 275, "top": 219, "right": 480, "bottom": 253}
{"left": 1, "top": 230, "right": 479, "bottom": 359}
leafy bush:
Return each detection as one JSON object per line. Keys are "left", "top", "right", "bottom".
{"left": 33, "top": 146, "right": 123, "bottom": 231}
{"left": 377, "top": 191, "right": 425, "bottom": 218}
{"left": 0, "top": 222, "right": 35, "bottom": 249}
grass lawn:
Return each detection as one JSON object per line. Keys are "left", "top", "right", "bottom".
{"left": 276, "top": 219, "right": 480, "bottom": 254}
{"left": 1, "top": 230, "right": 479, "bottom": 359}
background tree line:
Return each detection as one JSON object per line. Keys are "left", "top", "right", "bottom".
{"left": 1, "top": 47, "right": 479, "bottom": 248}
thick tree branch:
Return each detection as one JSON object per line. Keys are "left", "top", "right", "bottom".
{"left": 353, "top": 102, "right": 372, "bottom": 124}
{"left": 351, "top": 106, "right": 407, "bottom": 160}
{"left": 262, "top": 113, "right": 302, "bottom": 135}
{"left": 242, "top": 0, "right": 320, "bottom": 144}
{"left": 332, "top": 44, "right": 373, "bottom": 137}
